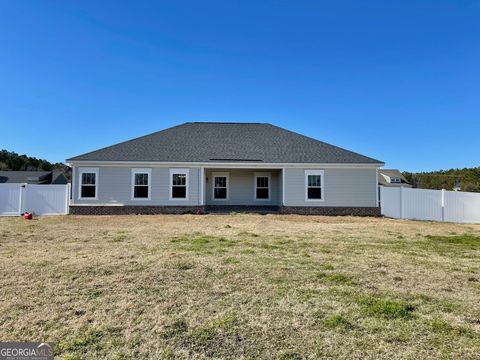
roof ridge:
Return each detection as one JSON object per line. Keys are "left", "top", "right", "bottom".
{"left": 188, "top": 121, "right": 266, "bottom": 125}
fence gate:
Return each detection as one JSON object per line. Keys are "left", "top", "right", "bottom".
{"left": 0, "top": 184, "right": 23, "bottom": 216}
{"left": 0, "top": 184, "right": 70, "bottom": 216}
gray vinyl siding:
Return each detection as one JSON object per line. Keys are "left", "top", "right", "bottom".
{"left": 72, "top": 166, "right": 200, "bottom": 206}
{"left": 205, "top": 169, "right": 280, "bottom": 206}
{"left": 71, "top": 165, "right": 377, "bottom": 208}
{"left": 284, "top": 168, "right": 377, "bottom": 207}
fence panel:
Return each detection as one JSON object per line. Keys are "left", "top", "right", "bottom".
{"left": 444, "top": 190, "right": 480, "bottom": 224}
{"left": 380, "top": 187, "right": 401, "bottom": 219}
{"left": 403, "top": 188, "right": 443, "bottom": 222}
{"left": 0, "top": 184, "right": 22, "bottom": 215}
{"left": 23, "top": 184, "right": 69, "bottom": 215}
{"left": 381, "top": 186, "right": 480, "bottom": 224}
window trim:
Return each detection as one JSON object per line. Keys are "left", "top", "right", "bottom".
{"left": 131, "top": 168, "right": 152, "bottom": 200}
{"left": 212, "top": 172, "right": 229, "bottom": 201}
{"left": 304, "top": 170, "right": 324, "bottom": 202}
{"left": 78, "top": 167, "right": 99, "bottom": 200}
{"left": 254, "top": 172, "right": 271, "bottom": 201}
{"left": 169, "top": 168, "right": 189, "bottom": 200}
{"left": 391, "top": 177, "right": 401, "bottom": 183}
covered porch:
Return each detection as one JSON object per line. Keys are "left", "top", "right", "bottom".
{"left": 200, "top": 168, "right": 284, "bottom": 211}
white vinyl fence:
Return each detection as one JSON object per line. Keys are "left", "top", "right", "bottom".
{"left": 380, "top": 186, "right": 480, "bottom": 224}
{"left": 0, "top": 184, "right": 70, "bottom": 216}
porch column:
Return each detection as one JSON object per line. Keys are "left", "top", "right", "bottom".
{"left": 200, "top": 167, "right": 205, "bottom": 205}
{"left": 282, "top": 168, "right": 286, "bottom": 206}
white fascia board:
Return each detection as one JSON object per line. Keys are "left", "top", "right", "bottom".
{"left": 67, "top": 160, "right": 384, "bottom": 169}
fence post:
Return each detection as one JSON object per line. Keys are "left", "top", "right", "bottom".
{"left": 18, "top": 184, "right": 25, "bottom": 215}
{"left": 441, "top": 189, "right": 445, "bottom": 222}
{"left": 379, "top": 186, "right": 382, "bottom": 210}
{"left": 66, "top": 183, "right": 71, "bottom": 214}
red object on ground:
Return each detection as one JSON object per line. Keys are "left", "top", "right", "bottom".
{"left": 23, "top": 212, "right": 32, "bottom": 220}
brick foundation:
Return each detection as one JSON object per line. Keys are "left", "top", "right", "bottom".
{"left": 69, "top": 205, "right": 205, "bottom": 215}
{"left": 205, "top": 205, "right": 280, "bottom": 213}
{"left": 280, "top": 206, "right": 381, "bottom": 216}
{"left": 70, "top": 205, "right": 380, "bottom": 216}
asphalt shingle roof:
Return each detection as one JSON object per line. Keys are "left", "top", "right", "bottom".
{"left": 0, "top": 171, "right": 68, "bottom": 184}
{"left": 378, "top": 169, "right": 410, "bottom": 185}
{"left": 67, "top": 122, "right": 383, "bottom": 164}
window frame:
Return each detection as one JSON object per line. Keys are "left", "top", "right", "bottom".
{"left": 254, "top": 172, "right": 271, "bottom": 201}
{"left": 131, "top": 168, "right": 152, "bottom": 200}
{"left": 391, "top": 177, "right": 401, "bottom": 183}
{"left": 304, "top": 170, "right": 324, "bottom": 202}
{"left": 212, "top": 172, "right": 229, "bottom": 201}
{"left": 78, "top": 167, "right": 99, "bottom": 200}
{"left": 169, "top": 168, "right": 189, "bottom": 200}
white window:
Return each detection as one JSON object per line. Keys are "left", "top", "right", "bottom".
{"left": 170, "top": 169, "right": 189, "bottom": 200}
{"left": 131, "top": 168, "right": 151, "bottom": 200}
{"left": 212, "top": 172, "right": 229, "bottom": 200}
{"left": 255, "top": 172, "right": 270, "bottom": 200}
{"left": 305, "top": 170, "right": 324, "bottom": 201}
{"left": 391, "top": 178, "right": 401, "bottom": 183}
{"left": 79, "top": 167, "right": 98, "bottom": 199}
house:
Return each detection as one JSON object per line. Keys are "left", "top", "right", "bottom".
{"left": 0, "top": 170, "right": 68, "bottom": 185}
{"left": 66, "top": 122, "right": 384, "bottom": 215}
{"left": 378, "top": 169, "right": 412, "bottom": 188}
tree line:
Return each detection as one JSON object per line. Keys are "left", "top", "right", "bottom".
{"left": 0, "top": 149, "right": 70, "bottom": 175}
{"left": 2, "top": 148, "right": 478, "bottom": 192}
{"left": 403, "top": 167, "right": 480, "bottom": 193}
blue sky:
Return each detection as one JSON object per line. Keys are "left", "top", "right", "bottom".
{"left": 0, "top": 1, "right": 478, "bottom": 172}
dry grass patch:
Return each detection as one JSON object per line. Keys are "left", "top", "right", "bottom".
{"left": 0, "top": 214, "right": 479, "bottom": 359}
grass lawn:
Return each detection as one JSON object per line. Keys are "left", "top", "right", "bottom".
{"left": 0, "top": 214, "right": 479, "bottom": 359}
